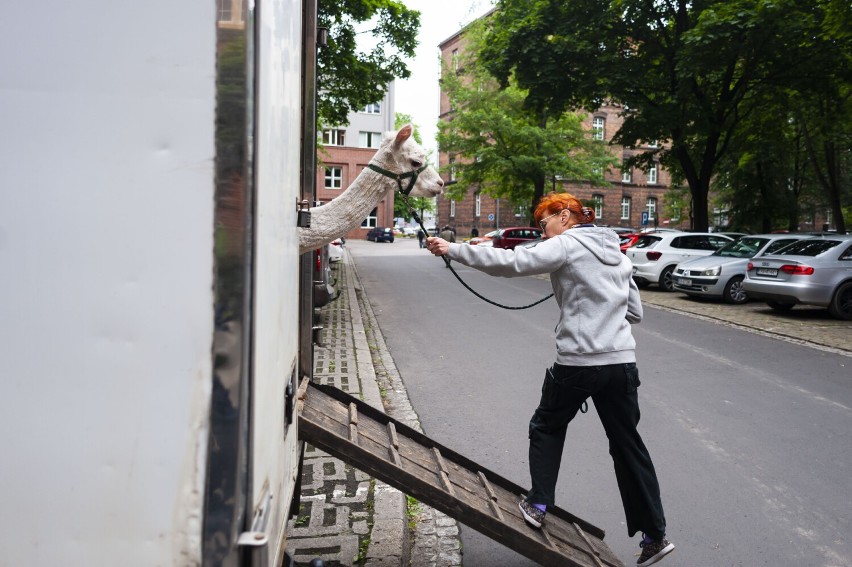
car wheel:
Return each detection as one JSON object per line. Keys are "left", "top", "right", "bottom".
{"left": 828, "top": 281, "right": 852, "bottom": 320}
{"left": 767, "top": 301, "right": 794, "bottom": 312}
{"left": 723, "top": 276, "right": 748, "bottom": 305}
{"left": 658, "top": 265, "right": 676, "bottom": 292}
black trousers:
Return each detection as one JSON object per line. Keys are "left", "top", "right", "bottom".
{"left": 526, "top": 362, "right": 667, "bottom": 540}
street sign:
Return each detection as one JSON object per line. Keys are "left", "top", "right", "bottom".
{"left": 488, "top": 214, "right": 494, "bottom": 221}
{"left": 641, "top": 211, "right": 649, "bottom": 226}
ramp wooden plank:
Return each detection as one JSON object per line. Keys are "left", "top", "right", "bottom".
{"left": 298, "top": 380, "right": 624, "bottom": 567}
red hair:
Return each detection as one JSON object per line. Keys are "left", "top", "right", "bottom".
{"left": 533, "top": 192, "right": 596, "bottom": 225}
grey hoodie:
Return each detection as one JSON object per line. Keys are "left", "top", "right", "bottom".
{"left": 447, "top": 226, "right": 642, "bottom": 365}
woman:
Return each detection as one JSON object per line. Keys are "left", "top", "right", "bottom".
{"left": 425, "top": 193, "right": 675, "bottom": 566}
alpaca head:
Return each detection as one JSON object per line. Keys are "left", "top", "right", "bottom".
{"left": 376, "top": 124, "right": 444, "bottom": 198}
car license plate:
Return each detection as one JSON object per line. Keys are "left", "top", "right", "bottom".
{"left": 756, "top": 268, "right": 778, "bottom": 277}
{"left": 676, "top": 278, "right": 691, "bottom": 286}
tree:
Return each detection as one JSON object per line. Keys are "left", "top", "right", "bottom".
{"left": 318, "top": 0, "right": 420, "bottom": 127}
{"left": 393, "top": 114, "right": 435, "bottom": 221}
{"left": 438, "top": 21, "right": 615, "bottom": 222}
{"left": 481, "top": 0, "right": 845, "bottom": 231}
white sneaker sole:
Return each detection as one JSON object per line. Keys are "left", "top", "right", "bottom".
{"left": 638, "top": 542, "right": 675, "bottom": 565}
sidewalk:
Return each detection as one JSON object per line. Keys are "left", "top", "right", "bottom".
{"left": 286, "top": 248, "right": 462, "bottom": 567}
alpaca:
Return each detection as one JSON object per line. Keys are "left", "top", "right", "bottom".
{"left": 299, "top": 124, "right": 444, "bottom": 255}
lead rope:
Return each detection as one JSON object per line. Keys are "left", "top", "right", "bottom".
{"left": 398, "top": 191, "right": 555, "bottom": 310}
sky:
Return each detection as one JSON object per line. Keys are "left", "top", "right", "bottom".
{"left": 392, "top": 0, "right": 496, "bottom": 165}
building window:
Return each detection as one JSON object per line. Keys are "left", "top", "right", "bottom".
{"left": 359, "top": 131, "right": 382, "bottom": 148}
{"left": 622, "top": 168, "right": 632, "bottom": 183}
{"left": 361, "top": 207, "right": 378, "bottom": 229}
{"left": 449, "top": 158, "right": 456, "bottom": 181}
{"left": 322, "top": 129, "right": 345, "bottom": 146}
{"left": 648, "top": 165, "right": 658, "bottom": 184}
{"left": 592, "top": 194, "right": 604, "bottom": 219}
{"left": 475, "top": 193, "right": 481, "bottom": 217}
{"left": 646, "top": 197, "right": 657, "bottom": 220}
{"left": 449, "top": 199, "right": 456, "bottom": 217}
{"left": 361, "top": 103, "right": 381, "bottom": 114}
{"left": 592, "top": 117, "right": 605, "bottom": 141}
{"left": 514, "top": 204, "right": 528, "bottom": 218}
{"left": 218, "top": 0, "right": 232, "bottom": 21}
{"left": 324, "top": 166, "right": 342, "bottom": 189}
{"left": 621, "top": 197, "right": 631, "bottom": 220}
{"left": 452, "top": 49, "right": 459, "bottom": 71}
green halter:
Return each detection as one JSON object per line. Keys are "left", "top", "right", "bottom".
{"left": 366, "top": 162, "right": 429, "bottom": 195}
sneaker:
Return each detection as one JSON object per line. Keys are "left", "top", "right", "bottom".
{"left": 518, "top": 500, "right": 545, "bottom": 529}
{"left": 637, "top": 535, "right": 675, "bottom": 565}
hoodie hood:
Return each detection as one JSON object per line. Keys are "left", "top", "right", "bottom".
{"left": 560, "top": 227, "right": 623, "bottom": 266}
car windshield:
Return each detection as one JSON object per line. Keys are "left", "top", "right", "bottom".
{"left": 774, "top": 239, "right": 841, "bottom": 256}
{"left": 713, "top": 237, "right": 768, "bottom": 258}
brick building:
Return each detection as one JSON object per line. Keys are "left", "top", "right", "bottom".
{"left": 436, "top": 27, "right": 678, "bottom": 238}
{"left": 316, "top": 84, "right": 398, "bottom": 240}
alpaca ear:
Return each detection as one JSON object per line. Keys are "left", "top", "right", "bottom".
{"left": 393, "top": 124, "right": 413, "bottom": 147}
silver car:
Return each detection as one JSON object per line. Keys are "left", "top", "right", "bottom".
{"left": 742, "top": 234, "right": 852, "bottom": 320}
{"left": 672, "top": 234, "right": 812, "bottom": 304}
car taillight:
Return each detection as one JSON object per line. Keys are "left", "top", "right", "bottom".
{"left": 780, "top": 264, "right": 814, "bottom": 275}
{"left": 747, "top": 262, "right": 754, "bottom": 271}
{"left": 315, "top": 249, "right": 321, "bottom": 271}
{"left": 646, "top": 250, "right": 662, "bottom": 261}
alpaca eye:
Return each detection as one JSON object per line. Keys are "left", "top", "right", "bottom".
{"left": 411, "top": 160, "right": 422, "bottom": 168}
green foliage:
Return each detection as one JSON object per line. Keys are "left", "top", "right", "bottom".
{"left": 438, "top": 20, "right": 616, "bottom": 220}
{"left": 395, "top": 112, "right": 422, "bottom": 144}
{"left": 481, "top": 0, "right": 852, "bottom": 231}
{"left": 318, "top": 0, "right": 420, "bottom": 127}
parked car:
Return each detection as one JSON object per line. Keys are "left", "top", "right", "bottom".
{"left": 366, "top": 227, "right": 395, "bottom": 243}
{"left": 313, "top": 244, "right": 336, "bottom": 307}
{"left": 639, "top": 227, "right": 682, "bottom": 233}
{"left": 742, "top": 234, "right": 852, "bottom": 319}
{"left": 715, "top": 232, "right": 749, "bottom": 241}
{"left": 672, "top": 234, "right": 813, "bottom": 304}
{"left": 469, "top": 229, "right": 499, "bottom": 245}
{"left": 402, "top": 226, "right": 418, "bottom": 237}
{"left": 606, "top": 226, "right": 636, "bottom": 235}
{"left": 328, "top": 238, "right": 344, "bottom": 262}
{"left": 619, "top": 233, "right": 642, "bottom": 254}
{"left": 491, "top": 227, "right": 543, "bottom": 250}
{"left": 627, "top": 232, "right": 734, "bottom": 291}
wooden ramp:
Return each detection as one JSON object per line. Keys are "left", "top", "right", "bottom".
{"left": 297, "top": 380, "right": 625, "bottom": 567}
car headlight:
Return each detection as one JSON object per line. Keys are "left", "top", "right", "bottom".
{"left": 700, "top": 266, "right": 722, "bottom": 276}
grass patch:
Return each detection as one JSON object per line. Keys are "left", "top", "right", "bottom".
{"left": 406, "top": 495, "right": 421, "bottom": 531}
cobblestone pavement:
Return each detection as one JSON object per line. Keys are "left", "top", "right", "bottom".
{"left": 286, "top": 248, "right": 462, "bottom": 567}
{"left": 287, "top": 243, "right": 849, "bottom": 567}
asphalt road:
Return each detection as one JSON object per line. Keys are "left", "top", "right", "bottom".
{"left": 348, "top": 238, "right": 852, "bottom": 567}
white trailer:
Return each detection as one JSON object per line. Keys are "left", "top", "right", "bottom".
{"left": 0, "top": 0, "right": 318, "bottom": 565}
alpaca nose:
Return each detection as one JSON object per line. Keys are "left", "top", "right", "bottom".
{"left": 437, "top": 178, "right": 445, "bottom": 187}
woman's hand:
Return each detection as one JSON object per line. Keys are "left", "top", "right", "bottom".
{"left": 425, "top": 237, "right": 450, "bottom": 256}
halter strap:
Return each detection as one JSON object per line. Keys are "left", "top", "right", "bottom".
{"left": 366, "top": 162, "right": 429, "bottom": 195}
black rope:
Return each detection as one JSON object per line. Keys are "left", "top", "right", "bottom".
{"left": 398, "top": 192, "right": 555, "bottom": 310}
